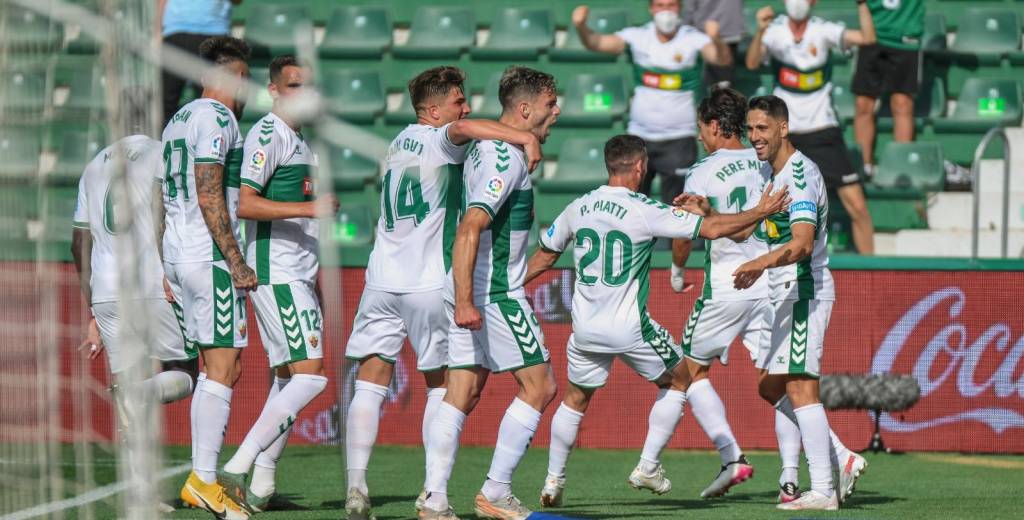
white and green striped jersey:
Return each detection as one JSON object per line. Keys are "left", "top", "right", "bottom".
{"left": 686, "top": 148, "right": 771, "bottom": 301}
{"left": 540, "top": 186, "right": 703, "bottom": 353}
{"left": 765, "top": 151, "right": 835, "bottom": 301}
{"left": 458, "top": 139, "right": 534, "bottom": 305}
{"left": 159, "top": 98, "right": 244, "bottom": 264}
{"left": 365, "top": 123, "right": 468, "bottom": 293}
{"left": 240, "top": 112, "right": 319, "bottom": 285}
{"left": 72, "top": 135, "right": 166, "bottom": 304}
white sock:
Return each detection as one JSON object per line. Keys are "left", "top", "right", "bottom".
{"left": 547, "top": 402, "right": 584, "bottom": 479}
{"left": 639, "top": 389, "right": 687, "bottom": 469}
{"left": 482, "top": 398, "right": 542, "bottom": 502}
{"left": 776, "top": 396, "right": 847, "bottom": 471}
{"left": 775, "top": 409, "right": 802, "bottom": 485}
{"left": 687, "top": 379, "right": 741, "bottom": 465}
{"left": 424, "top": 402, "right": 466, "bottom": 510}
{"left": 194, "top": 378, "right": 232, "bottom": 484}
{"left": 421, "top": 387, "right": 447, "bottom": 488}
{"left": 250, "top": 376, "right": 291, "bottom": 498}
{"left": 671, "top": 263, "right": 683, "bottom": 278}
{"left": 190, "top": 372, "right": 207, "bottom": 469}
{"left": 829, "top": 429, "right": 851, "bottom": 468}
{"left": 794, "top": 403, "right": 833, "bottom": 496}
{"left": 344, "top": 380, "right": 388, "bottom": 495}
{"left": 143, "top": 370, "right": 194, "bottom": 404}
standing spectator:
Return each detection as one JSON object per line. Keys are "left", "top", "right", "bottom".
{"left": 573, "top": 0, "right": 732, "bottom": 292}
{"left": 684, "top": 0, "right": 747, "bottom": 89}
{"left": 852, "top": 0, "right": 924, "bottom": 177}
{"left": 158, "top": 0, "right": 242, "bottom": 125}
{"left": 745, "top": 0, "right": 877, "bottom": 255}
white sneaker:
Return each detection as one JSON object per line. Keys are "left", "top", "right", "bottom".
{"left": 776, "top": 489, "right": 839, "bottom": 510}
{"left": 670, "top": 265, "right": 685, "bottom": 293}
{"left": 415, "top": 489, "right": 427, "bottom": 512}
{"left": 837, "top": 452, "right": 868, "bottom": 502}
{"left": 700, "top": 457, "right": 754, "bottom": 498}
{"left": 540, "top": 474, "right": 565, "bottom": 507}
{"left": 628, "top": 463, "right": 672, "bottom": 495}
{"left": 345, "top": 488, "right": 376, "bottom": 520}
{"left": 474, "top": 492, "right": 532, "bottom": 520}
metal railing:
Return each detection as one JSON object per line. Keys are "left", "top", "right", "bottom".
{"left": 970, "top": 127, "right": 1011, "bottom": 259}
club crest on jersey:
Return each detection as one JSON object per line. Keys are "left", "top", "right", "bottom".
{"left": 238, "top": 323, "right": 247, "bottom": 339}
{"left": 211, "top": 135, "right": 223, "bottom": 155}
{"left": 484, "top": 176, "right": 505, "bottom": 200}
{"left": 670, "top": 207, "right": 689, "bottom": 220}
{"left": 309, "top": 335, "right": 319, "bottom": 349}
{"left": 303, "top": 176, "right": 313, "bottom": 196}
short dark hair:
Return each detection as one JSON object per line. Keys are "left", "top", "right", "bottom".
{"left": 198, "top": 36, "right": 251, "bottom": 65}
{"left": 269, "top": 55, "right": 305, "bottom": 82}
{"left": 604, "top": 135, "right": 647, "bottom": 175}
{"left": 408, "top": 66, "right": 466, "bottom": 113}
{"left": 498, "top": 66, "right": 557, "bottom": 111}
{"left": 748, "top": 95, "right": 789, "bottom": 122}
{"left": 698, "top": 87, "right": 747, "bottom": 139}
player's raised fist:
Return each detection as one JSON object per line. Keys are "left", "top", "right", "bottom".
{"left": 756, "top": 6, "right": 775, "bottom": 30}
{"left": 524, "top": 136, "right": 543, "bottom": 173}
{"left": 572, "top": 5, "right": 590, "bottom": 29}
{"left": 454, "top": 302, "right": 483, "bottom": 331}
{"left": 231, "top": 262, "right": 258, "bottom": 290}
{"left": 703, "top": 20, "right": 721, "bottom": 40}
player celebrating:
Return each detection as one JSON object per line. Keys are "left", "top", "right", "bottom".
{"left": 342, "top": 66, "right": 543, "bottom": 520}
{"left": 745, "top": 0, "right": 877, "bottom": 254}
{"left": 72, "top": 88, "right": 198, "bottom": 511}
{"left": 215, "top": 55, "right": 332, "bottom": 514}
{"left": 735, "top": 95, "right": 866, "bottom": 511}
{"left": 526, "top": 134, "right": 790, "bottom": 508}
{"left": 419, "top": 66, "right": 558, "bottom": 520}
{"left": 160, "top": 36, "right": 254, "bottom": 519}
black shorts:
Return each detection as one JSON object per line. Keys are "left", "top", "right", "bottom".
{"left": 789, "top": 127, "right": 860, "bottom": 190}
{"left": 851, "top": 44, "right": 922, "bottom": 97}
{"left": 639, "top": 136, "right": 697, "bottom": 204}
{"left": 704, "top": 42, "right": 740, "bottom": 88}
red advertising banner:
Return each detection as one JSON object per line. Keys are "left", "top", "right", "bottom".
{"left": 30, "top": 264, "right": 1024, "bottom": 453}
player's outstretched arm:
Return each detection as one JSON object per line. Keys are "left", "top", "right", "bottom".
{"left": 573, "top": 5, "right": 627, "bottom": 55}
{"left": 452, "top": 207, "right": 490, "bottom": 330}
{"left": 525, "top": 247, "right": 562, "bottom": 285}
{"left": 696, "top": 183, "right": 789, "bottom": 239}
{"left": 732, "top": 222, "right": 814, "bottom": 289}
{"left": 700, "top": 20, "right": 733, "bottom": 66}
{"left": 843, "top": 2, "right": 877, "bottom": 47}
{"left": 447, "top": 120, "right": 543, "bottom": 172}
{"left": 745, "top": 6, "right": 774, "bottom": 70}
{"left": 195, "top": 163, "right": 257, "bottom": 289}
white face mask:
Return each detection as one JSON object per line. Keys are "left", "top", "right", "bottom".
{"left": 785, "top": 0, "right": 812, "bottom": 21}
{"left": 653, "top": 10, "right": 681, "bottom": 35}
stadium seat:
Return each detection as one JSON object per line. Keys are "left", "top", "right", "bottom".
{"left": 333, "top": 200, "right": 375, "bottom": 247}
{"left": 0, "top": 5, "right": 63, "bottom": 53}
{"left": 2, "top": 68, "right": 48, "bottom": 113}
{"left": 393, "top": 6, "right": 476, "bottom": 59}
{"left": 536, "top": 138, "right": 607, "bottom": 193}
{"left": 473, "top": 72, "right": 504, "bottom": 120}
{"left": 470, "top": 8, "right": 554, "bottom": 60}
{"left": 867, "top": 198, "right": 928, "bottom": 231}
{"left": 867, "top": 142, "right": 945, "bottom": 198}
{"left": 950, "top": 7, "right": 1021, "bottom": 57}
{"left": 50, "top": 129, "right": 103, "bottom": 185}
{"left": 327, "top": 145, "right": 379, "bottom": 191}
{"left": 0, "top": 183, "right": 37, "bottom": 246}
{"left": 933, "top": 77, "right": 1022, "bottom": 133}
{"left": 322, "top": 69, "right": 386, "bottom": 124}
{"left": 558, "top": 74, "right": 629, "bottom": 127}
{"left": 57, "top": 65, "right": 108, "bottom": 120}
{"left": 0, "top": 129, "right": 41, "bottom": 179}
{"left": 243, "top": 68, "right": 272, "bottom": 122}
{"left": 550, "top": 8, "right": 628, "bottom": 62}
{"left": 244, "top": 4, "right": 313, "bottom": 57}
{"left": 384, "top": 90, "right": 417, "bottom": 125}
{"left": 832, "top": 82, "right": 855, "bottom": 124}
{"left": 878, "top": 76, "right": 946, "bottom": 129}
{"left": 922, "top": 12, "right": 948, "bottom": 51}
{"left": 319, "top": 6, "right": 392, "bottom": 59}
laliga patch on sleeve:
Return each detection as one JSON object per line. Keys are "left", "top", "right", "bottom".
{"left": 211, "top": 135, "right": 223, "bottom": 155}
{"left": 484, "top": 176, "right": 505, "bottom": 201}
{"left": 248, "top": 149, "right": 266, "bottom": 174}
{"left": 789, "top": 200, "right": 817, "bottom": 213}
{"left": 670, "top": 207, "right": 690, "bottom": 220}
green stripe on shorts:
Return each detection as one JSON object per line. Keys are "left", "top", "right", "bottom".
{"left": 647, "top": 325, "right": 681, "bottom": 372}
{"left": 496, "top": 300, "right": 545, "bottom": 368}
{"left": 275, "top": 283, "right": 308, "bottom": 364}
{"left": 170, "top": 301, "right": 198, "bottom": 359}
{"left": 789, "top": 299, "right": 810, "bottom": 375}
{"left": 212, "top": 265, "right": 234, "bottom": 347}
{"left": 681, "top": 298, "right": 705, "bottom": 356}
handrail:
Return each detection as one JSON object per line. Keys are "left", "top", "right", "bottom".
{"left": 970, "top": 128, "right": 1011, "bottom": 260}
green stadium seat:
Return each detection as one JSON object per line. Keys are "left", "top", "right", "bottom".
{"left": 550, "top": 8, "right": 628, "bottom": 63}
{"left": 866, "top": 142, "right": 945, "bottom": 198}
{"left": 536, "top": 138, "right": 606, "bottom": 193}
{"left": 922, "top": 12, "right": 948, "bottom": 51}
{"left": 332, "top": 200, "right": 375, "bottom": 247}
{"left": 867, "top": 198, "right": 928, "bottom": 231}
{"left": 558, "top": 74, "right": 629, "bottom": 127}
{"left": 322, "top": 69, "right": 386, "bottom": 124}
{"left": 50, "top": 129, "right": 104, "bottom": 185}
{"left": 328, "top": 145, "right": 379, "bottom": 191}
{"left": 832, "top": 82, "right": 855, "bottom": 124}
{"left": 394, "top": 6, "right": 476, "bottom": 59}
{"left": 474, "top": 72, "right": 504, "bottom": 120}
{"left": 950, "top": 7, "right": 1021, "bottom": 56}
{"left": 470, "top": 8, "right": 553, "bottom": 60}
{"left": 384, "top": 90, "right": 417, "bottom": 125}
{"left": 242, "top": 68, "right": 272, "bottom": 122}
{"left": 878, "top": 76, "right": 946, "bottom": 129}
{"left": 0, "top": 6, "right": 63, "bottom": 52}
{"left": 0, "top": 184, "right": 37, "bottom": 244}
{"left": 56, "top": 65, "right": 108, "bottom": 120}
{"left": 319, "top": 6, "right": 392, "bottom": 59}
{"left": 3, "top": 68, "right": 48, "bottom": 113}
{"left": 0, "top": 129, "right": 41, "bottom": 179}
{"left": 933, "top": 77, "right": 1022, "bottom": 133}
{"left": 244, "top": 4, "right": 313, "bottom": 57}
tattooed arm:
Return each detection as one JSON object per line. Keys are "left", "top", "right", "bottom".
{"left": 194, "top": 163, "right": 257, "bottom": 289}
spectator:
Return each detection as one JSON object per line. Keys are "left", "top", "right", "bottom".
{"left": 684, "top": 0, "right": 747, "bottom": 89}
{"left": 573, "top": 0, "right": 732, "bottom": 291}
{"left": 158, "top": 0, "right": 242, "bottom": 125}
{"left": 745, "top": 0, "right": 877, "bottom": 255}
{"left": 852, "top": 0, "right": 925, "bottom": 177}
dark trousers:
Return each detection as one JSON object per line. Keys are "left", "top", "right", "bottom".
{"left": 162, "top": 32, "right": 219, "bottom": 125}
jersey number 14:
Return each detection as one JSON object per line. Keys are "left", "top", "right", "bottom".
{"left": 382, "top": 167, "right": 429, "bottom": 231}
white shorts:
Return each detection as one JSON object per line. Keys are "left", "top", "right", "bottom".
{"left": 682, "top": 298, "right": 772, "bottom": 366}
{"left": 251, "top": 280, "right": 324, "bottom": 368}
{"left": 345, "top": 288, "right": 448, "bottom": 371}
{"left": 446, "top": 297, "right": 550, "bottom": 373}
{"left": 756, "top": 299, "right": 833, "bottom": 378}
{"left": 93, "top": 299, "right": 197, "bottom": 374}
{"left": 567, "top": 325, "right": 682, "bottom": 388}
{"left": 164, "top": 260, "right": 248, "bottom": 349}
